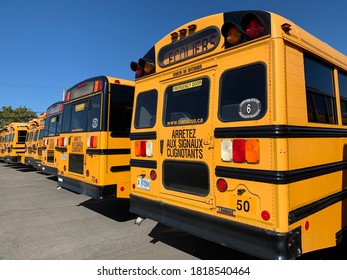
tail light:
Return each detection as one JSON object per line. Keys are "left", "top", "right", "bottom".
{"left": 57, "top": 137, "right": 68, "bottom": 147}
{"left": 135, "top": 140, "right": 153, "bottom": 157}
{"left": 87, "top": 136, "right": 98, "bottom": 148}
{"left": 221, "top": 139, "right": 259, "bottom": 164}
{"left": 233, "top": 139, "right": 246, "bottom": 163}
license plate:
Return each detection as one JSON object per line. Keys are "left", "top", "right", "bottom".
{"left": 137, "top": 177, "right": 150, "bottom": 190}
{"left": 61, "top": 153, "right": 66, "bottom": 160}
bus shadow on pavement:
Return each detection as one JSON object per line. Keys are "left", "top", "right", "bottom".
{"left": 10, "top": 164, "right": 38, "bottom": 172}
{"left": 148, "top": 223, "right": 258, "bottom": 260}
{"left": 44, "top": 175, "right": 58, "bottom": 181}
{"left": 78, "top": 198, "right": 136, "bottom": 223}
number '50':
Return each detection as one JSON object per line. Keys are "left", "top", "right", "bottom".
{"left": 237, "top": 199, "right": 250, "bottom": 212}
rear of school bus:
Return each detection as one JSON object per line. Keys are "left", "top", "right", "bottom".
{"left": 31, "top": 113, "right": 46, "bottom": 170}
{"left": 0, "top": 126, "right": 8, "bottom": 162}
{"left": 23, "top": 118, "right": 39, "bottom": 167}
{"left": 5, "top": 122, "right": 28, "bottom": 164}
{"left": 56, "top": 76, "right": 134, "bottom": 200}
{"left": 41, "top": 101, "right": 64, "bottom": 176}
{"left": 129, "top": 10, "right": 347, "bottom": 259}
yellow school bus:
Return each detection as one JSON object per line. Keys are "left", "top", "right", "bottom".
{"left": 23, "top": 113, "right": 46, "bottom": 169}
{"left": 23, "top": 118, "right": 38, "bottom": 167}
{"left": 41, "top": 101, "right": 64, "bottom": 176}
{"left": 0, "top": 125, "right": 9, "bottom": 162}
{"left": 129, "top": 10, "right": 347, "bottom": 259}
{"left": 31, "top": 112, "right": 46, "bottom": 170}
{"left": 4, "top": 122, "right": 28, "bottom": 164}
{"left": 56, "top": 76, "right": 134, "bottom": 200}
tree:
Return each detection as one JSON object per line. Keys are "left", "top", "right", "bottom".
{"left": 0, "top": 106, "right": 37, "bottom": 127}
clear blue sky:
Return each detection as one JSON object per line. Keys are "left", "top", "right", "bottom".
{"left": 1, "top": 0, "right": 346, "bottom": 115}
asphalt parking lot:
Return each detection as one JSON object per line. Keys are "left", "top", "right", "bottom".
{"left": 0, "top": 162, "right": 346, "bottom": 260}
{"left": 0, "top": 162, "right": 251, "bottom": 260}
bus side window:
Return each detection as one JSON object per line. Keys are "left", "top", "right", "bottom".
{"left": 338, "top": 72, "right": 347, "bottom": 125}
{"left": 304, "top": 55, "right": 337, "bottom": 124}
{"left": 109, "top": 85, "right": 134, "bottom": 137}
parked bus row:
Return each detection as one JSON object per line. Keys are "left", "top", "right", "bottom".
{"left": 1, "top": 10, "right": 347, "bottom": 260}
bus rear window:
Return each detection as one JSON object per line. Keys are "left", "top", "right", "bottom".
{"left": 219, "top": 63, "right": 266, "bottom": 122}
{"left": 61, "top": 94, "right": 101, "bottom": 133}
{"left": 18, "top": 131, "right": 27, "bottom": 143}
{"left": 164, "top": 78, "right": 209, "bottom": 126}
{"left": 134, "top": 90, "right": 158, "bottom": 129}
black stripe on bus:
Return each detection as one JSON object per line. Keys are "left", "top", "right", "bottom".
{"left": 55, "top": 147, "right": 67, "bottom": 152}
{"left": 130, "top": 132, "right": 157, "bottom": 140}
{"left": 130, "top": 159, "right": 157, "bottom": 169}
{"left": 215, "top": 161, "right": 347, "bottom": 184}
{"left": 86, "top": 148, "right": 130, "bottom": 155}
{"left": 110, "top": 165, "right": 131, "bottom": 172}
{"left": 214, "top": 125, "right": 347, "bottom": 138}
{"left": 288, "top": 189, "right": 347, "bottom": 225}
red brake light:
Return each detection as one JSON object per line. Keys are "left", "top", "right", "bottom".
{"left": 140, "top": 141, "right": 147, "bottom": 156}
{"left": 233, "top": 139, "right": 246, "bottom": 163}
{"left": 245, "top": 18, "right": 264, "bottom": 39}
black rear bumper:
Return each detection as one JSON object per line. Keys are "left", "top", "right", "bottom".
{"left": 130, "top": 194, "right": 302, "bottom": 260}
{"left": 57, "top": 175, "right": 116, "bottom": 200}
